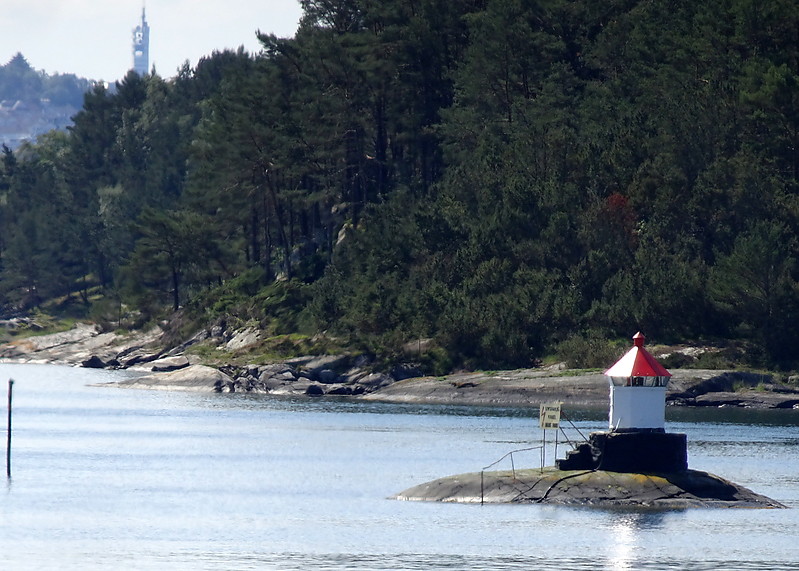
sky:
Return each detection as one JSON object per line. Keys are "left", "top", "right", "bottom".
{"left": 1, "top": 0, "right": 303, "bottom": 81}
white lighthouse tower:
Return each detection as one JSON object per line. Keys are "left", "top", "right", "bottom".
{"left": 604, "top": 332, "right": 671, "bottom": 431}
{"left": 557, "top": 332, "right": 687, "bottom": 473}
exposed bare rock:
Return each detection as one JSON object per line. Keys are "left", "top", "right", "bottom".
{"left": 0, "top": 324, "right": 163, "bottom": 366}
{"left": 357, "top": 373, "right": 394, "bottom": 390}
{"left": 390, "top": 363, "right": 424, "bottom": 381}
{"left": 287, "top": 354, "right": 353, "bottom": 380}
{"left": 159, "top": 329, "right": 209, "bottom": 357}
{"left": 81, "top": 355, "right": 107, "bottom": 369}
{"left": 394, "top": 467, "right": 785, "bottom": 509}
{"left": 258, "top": 365, "right": 297, "bottom": 383}
{"left": 691, "top": 390, "right": 799, "bottom": 409}
{"left": 667, "top": 370, "right": 799, "bottom": 408}
{"left": 224, "top": 327, "right": 260, "bottom": 351}
{"left": 149, "top": 356, "right": 190, "bottom": 372}
{"left": 305, "top": 384, "right": 325, "bottom": 396}
{"left": 326, "top": 384, "right": 364, "bottom": 396}
{"left": 111, "top": 364, "right": 234, "bottom": 392}
{"left": 117, "top": 349, "right": 163, "bottom": 368}
{"left": 269, "top": 377, "right": 315, "bottom": 396}
{"left": 362, "top": 370, "right": 608, "bottom": 407}
{"left": 317, "top": 369, "right": 340, "bottom": 383}
{"left": 18, "top": 322, "right": 99, "bottom": 350}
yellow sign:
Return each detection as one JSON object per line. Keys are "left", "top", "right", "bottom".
{"left": 539, "top": 402, "right": 561, "bottom": 429}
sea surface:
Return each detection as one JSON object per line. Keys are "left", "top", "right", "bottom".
{"left": 1, "top": 363, "right": 798, "bottom": 570}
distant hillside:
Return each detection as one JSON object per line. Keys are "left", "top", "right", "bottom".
{"left": 0, "top": 53, "right": 94, "bottom": 148}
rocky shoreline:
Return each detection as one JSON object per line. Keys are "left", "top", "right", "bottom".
{"left": 2, "top": 323, "right": 799, "bottom": 410}
{"left": 4, "top": 322, "right": 791, "bottom": 511}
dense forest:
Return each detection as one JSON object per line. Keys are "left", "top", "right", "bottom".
{"left": 1, "top": 0, "right": 798, "bottom": 371}
{"left": 0, "top": 54, "right": 93, "bottom": 149}
{"left": 0, "top": 53, "right": 92, "bottom": 107}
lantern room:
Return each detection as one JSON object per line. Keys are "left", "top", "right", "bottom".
{"left": 604, "top": 332, "right": 671, "bottom": 432}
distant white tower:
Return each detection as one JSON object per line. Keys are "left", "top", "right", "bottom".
{"left": 132, "top": 7, "right": 150, "bottom": 75}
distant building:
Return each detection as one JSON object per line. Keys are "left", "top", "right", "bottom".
{"left": 0, "top": 53, "right": 90, "bottom": 149}
{"left": 0, "top": 98, "right": 79, "bottom": 150}
{"left": 132, "top": 7, "right": 150, "bottom": 75}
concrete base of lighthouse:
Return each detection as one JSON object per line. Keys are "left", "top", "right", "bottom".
{"left": 557, "top": 431, "right": 688, "bottom": 473}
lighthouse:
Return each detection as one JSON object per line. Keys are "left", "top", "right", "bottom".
{"left": 605, "top": 332, "right": 671, "bottom": 431}
{"left": 557, "top": 332, "right": 687, "bottom": 473}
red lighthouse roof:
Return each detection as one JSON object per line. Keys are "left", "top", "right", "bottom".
{"left": 604, "top": 332, "right": 671, "bottom": 378}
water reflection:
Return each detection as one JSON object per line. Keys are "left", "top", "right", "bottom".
{"left": 185, "top": 551, "right": 621, "bottom": 571}
{"left": 193, "top": 390, "right": 611, "bottom": 421}
{"left": 607, "top": 518, "right": 635, "bottom": 571}
{"left": 667, "top": 405, "right": 799, "bottom": 427}
{"left": 604, "top": 511, "right": 669, "bottom": 570}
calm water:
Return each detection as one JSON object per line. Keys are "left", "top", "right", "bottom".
{"left": 1, "top": 363, "right": 798, "bottom": 570}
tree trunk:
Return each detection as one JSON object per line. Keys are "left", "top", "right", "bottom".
{"left": 262, "top": 189, "right": 274, "bottom": 282}
{"left": 265, "top": 172, "right": 292, "bottom": 280}
{"left": 171, "top": 263, "right": 180, "bottom": 311}
{"left": 251, "top": 202, "right": 260, "bottom": 266}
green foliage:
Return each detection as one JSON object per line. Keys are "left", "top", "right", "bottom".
{"left": 0, "top": 53, "right": 92, "bottom": 106}
{"left": 121, "top": 207, "right": 223, "bottom": 312}
{"left": 2, "top": 1, "right": 799, "bottom": 371}
{"left": 708, "top": 221, "right": 799, "bottom": 363}
{"left": 205, "top": 268, "right": 267, "bottom": 316}
{"left": 185, "top": 273, "right": 316, "bottom": 342}
{"left": 87, "top": 295, "right": 125, "bottom": 332}
{"left": 416, "top": 346, "right": 454, "bottom": 378}
{"left": 252, "top": 280, "right": 316, "bottom": 335}
{"left": 556, "top": 332, "right": 625, "bottom": 370}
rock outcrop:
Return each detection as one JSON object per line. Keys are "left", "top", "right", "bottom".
{"left": 360, "top": 369, "right": 609, "bottom": 407}
{"left": 149, "top": 356, "right": 190, "bottom": 372}
{"left": 113, "top": 364, "right": 234, "bottom": 392}
{"left": 394, "top": 467, "right": 785, "bottom": 509}
{"left": 0, "top": 323, "right": 164, "bottom": 367}
{"left": 208, "top": 357, "right": 397, "bottom": 396}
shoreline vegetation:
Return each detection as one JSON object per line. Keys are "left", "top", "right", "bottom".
{"left": 5, "top": 321, "right": 789, "bottom": 511}
{"left": 2, "top": 322, "right": 799, "bottom": 410}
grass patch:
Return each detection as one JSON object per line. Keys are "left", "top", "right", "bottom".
{"left": 0, "top": 313, "right": 79, "bottom": 343}
{"left": 185, "top": 330, "right": 347, "bottom": 367}
{"left": 550, "top": 368, "right": 603, "bottom": 376}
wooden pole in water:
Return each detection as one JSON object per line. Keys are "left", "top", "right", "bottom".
{"left": 6, "top": 379, "right": 13, "bottom": 478}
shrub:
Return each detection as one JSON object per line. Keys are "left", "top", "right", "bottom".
{"left": 556, "top": 332, "right": 622, "bottom": 369}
